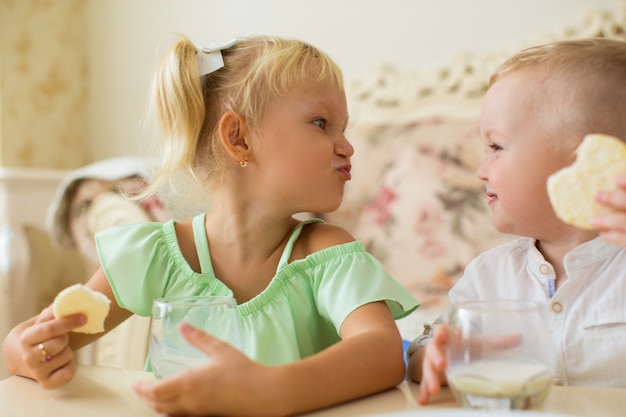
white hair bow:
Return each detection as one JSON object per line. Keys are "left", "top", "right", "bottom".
{"left": 196, "top": 39, "right": 237, "bottom": 76}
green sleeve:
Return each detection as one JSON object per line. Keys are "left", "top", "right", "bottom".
{"left": 311, "top": 243, "right": 420, "bottom": 334}
{"left": 95, "top": 220, "right": 177, "bottom": 316}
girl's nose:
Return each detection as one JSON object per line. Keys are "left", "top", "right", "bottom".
{"left": 337, "top": 134, "right": 354, "bottom": 158}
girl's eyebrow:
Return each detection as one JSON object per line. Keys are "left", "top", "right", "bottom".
{"left": 342, "top": 116, "right": 350, "bottom": 132}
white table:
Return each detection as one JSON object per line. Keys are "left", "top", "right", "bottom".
{"left": 302, "top": 379, "right": 626, "bottom": 416}
{"left": 1, "top": 365, "right": 625, "bottom": 416}
{"left": 0, "top": 366, "right": 160, "bottom": 417}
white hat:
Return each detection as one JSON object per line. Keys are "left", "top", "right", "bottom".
{"left": 46, "top": 156, "right": 158, "bottom": 249}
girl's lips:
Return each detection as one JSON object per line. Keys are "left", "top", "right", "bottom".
{"left": 486, "top": 191, "right": 497, "bottom": 205}
{"left": 337, "top": 164, "right": 352, "bottom": 181}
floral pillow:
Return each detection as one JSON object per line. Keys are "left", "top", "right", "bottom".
{"left": 324, "top": 116, "right": 511, "bottom": 330}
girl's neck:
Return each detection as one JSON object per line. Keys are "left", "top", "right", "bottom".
{"left": 203, "top": 207, "right": 299, "bottom": 302}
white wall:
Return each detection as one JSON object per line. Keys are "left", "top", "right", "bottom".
{"left": 86, "top": 0, "right": 623, "bottom": 160}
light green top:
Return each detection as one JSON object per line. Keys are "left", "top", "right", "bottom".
{"left": 96, "top": 214, "right": 419, "bottom": 366}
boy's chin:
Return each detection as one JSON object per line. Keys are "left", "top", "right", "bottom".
{"left": 491, "top": 218, "right": 518, "bottom": 236}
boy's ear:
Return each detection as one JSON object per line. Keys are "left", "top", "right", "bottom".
{"left": 218, "top": 111, "right": 249, "bottom": 163}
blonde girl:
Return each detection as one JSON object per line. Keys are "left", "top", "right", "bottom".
{"left": 3, "top": 35, "right": 418, "bottom": 416}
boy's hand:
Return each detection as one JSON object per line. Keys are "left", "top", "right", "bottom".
{"left": 417, "top": 325, "right": 450, "bottom": 405}
{"left": 592, "top": 175, "right": 626, "bottom": 247}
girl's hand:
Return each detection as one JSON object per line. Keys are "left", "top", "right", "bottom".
{"left": 418, "top": 325, "right": 450, "bottom": 405}
{"left": 11, "top": 307, "right": 86, "bottom": 389}
{"left": 133, "top": 323, "right": 276, "bottom": 417}
{"left": 592, "top": 175, "right": 626, "bottom": 247}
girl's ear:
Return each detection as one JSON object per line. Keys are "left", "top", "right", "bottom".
{"left": 218, "top": 111, "right": 249, "bottom": 164}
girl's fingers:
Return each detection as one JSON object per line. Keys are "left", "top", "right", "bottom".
{"left": 179, "top": 322, "right": 235, "bottom": 359}
{"left": 134, "top": 377, "right": 186, "bottom": 414}
{"left": 134, "top": 378, "right": 182, "bottom": 402}
{"left": 39, "top": 357, "right": 78, "bottom": 390}
{"left": 16, "top": 311, "right": 84, "bottom": 389}
{"left": 28, "top": 343, "right": 77, "bottom": 390}
{"left": 31, "top": 334, "right": 70, "bottom": 363}
{"left": 21, "top": 314, "right": 86, "bottom": 347}
{"left": 34, "top": 307, "right": 55, "bottom": 323}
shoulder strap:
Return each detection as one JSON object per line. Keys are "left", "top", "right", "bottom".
{"left": 276, "top": 218, "right": 323, "bottom": 270}
{"left": 192, "top": 213, "right": 214, "bottom": 274}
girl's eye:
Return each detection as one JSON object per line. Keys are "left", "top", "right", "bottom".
{"left": 313, "top": 119, "right": 327, "bottom": 130}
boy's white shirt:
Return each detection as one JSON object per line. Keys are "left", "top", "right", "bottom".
{"left": 434, "top": 236, "right": 626, "bottom": 387}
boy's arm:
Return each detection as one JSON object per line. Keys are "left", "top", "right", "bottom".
{"left": 406, "top": 325, "right": 433, "bottom": 382}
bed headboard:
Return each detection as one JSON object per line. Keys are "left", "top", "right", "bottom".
{"left": 346, "top": 3, "right": 626, "bottom": 124}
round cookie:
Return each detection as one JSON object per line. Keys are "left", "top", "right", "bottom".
{"left": 52, "top": 283, "right": 111, "bottom": 333}
{"left": 547, "top": 133, "right": 626, "bottom": 229}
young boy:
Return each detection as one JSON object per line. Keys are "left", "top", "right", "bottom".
{"left": 407, "top": 38, "right": 626, "bottom": 405}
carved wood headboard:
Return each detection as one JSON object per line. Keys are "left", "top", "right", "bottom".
{"left": 346, "top": 3, "right": 626, "bottom": 124}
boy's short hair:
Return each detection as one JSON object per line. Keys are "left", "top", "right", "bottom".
{"left": 489, "top": 38, "right": 626, "bottom": 143}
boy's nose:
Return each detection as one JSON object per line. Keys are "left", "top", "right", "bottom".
{"left": 476, "top": 161, "right": 488, "bottom": 181}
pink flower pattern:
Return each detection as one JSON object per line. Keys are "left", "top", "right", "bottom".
{"left": 364, "top": 186, "right": 397, "bottom": 225}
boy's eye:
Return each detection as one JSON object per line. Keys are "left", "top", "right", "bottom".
{"left": 313, "top": 119, "right": 327, "bottom": 130}
{"left": 487, "top": 142, "right": 502, "bottom": 151}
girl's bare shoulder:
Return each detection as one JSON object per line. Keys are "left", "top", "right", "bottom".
{"left": 293, "top": 221, "right": 356, "bottom": 258}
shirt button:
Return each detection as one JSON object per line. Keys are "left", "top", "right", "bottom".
{"left": 539, "top": 264, "right": 550, "bottom": 274}
{"left": 552, "top": 302, "right": 563, "bottom": 313}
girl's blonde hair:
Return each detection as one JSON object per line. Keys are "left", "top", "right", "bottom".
{"left": 145, "top": 34, "right": 344, "bottom": 196}
{"left": 488, "top": 38, "right": 626, "bottom": 146}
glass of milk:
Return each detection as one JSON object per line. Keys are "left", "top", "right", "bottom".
{"left": 445, "top": 300, "right": 555, "bottom": 411}
{"left": 149, "top": 296, "right": 243, "bottom": 379}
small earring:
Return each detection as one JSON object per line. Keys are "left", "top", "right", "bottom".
{"left": 240, "top": 158, "right": 248, "bottom": 168}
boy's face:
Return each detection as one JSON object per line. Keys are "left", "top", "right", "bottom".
{"left": 477, "top": 72, "right": 575, "bottom": 238}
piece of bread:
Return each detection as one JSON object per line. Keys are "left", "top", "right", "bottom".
{"left": 52, "top": 283, "right": 111, "bottom": 333}
{"left": 547, "top": 133, "right": 626, "bottom": 229}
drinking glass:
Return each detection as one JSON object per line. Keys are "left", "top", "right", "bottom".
{"left": 149, "top": 295, "right": 243, "bottom": 379}
{"left": 445, "top": 300, "right": 555, "bottom": 411}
